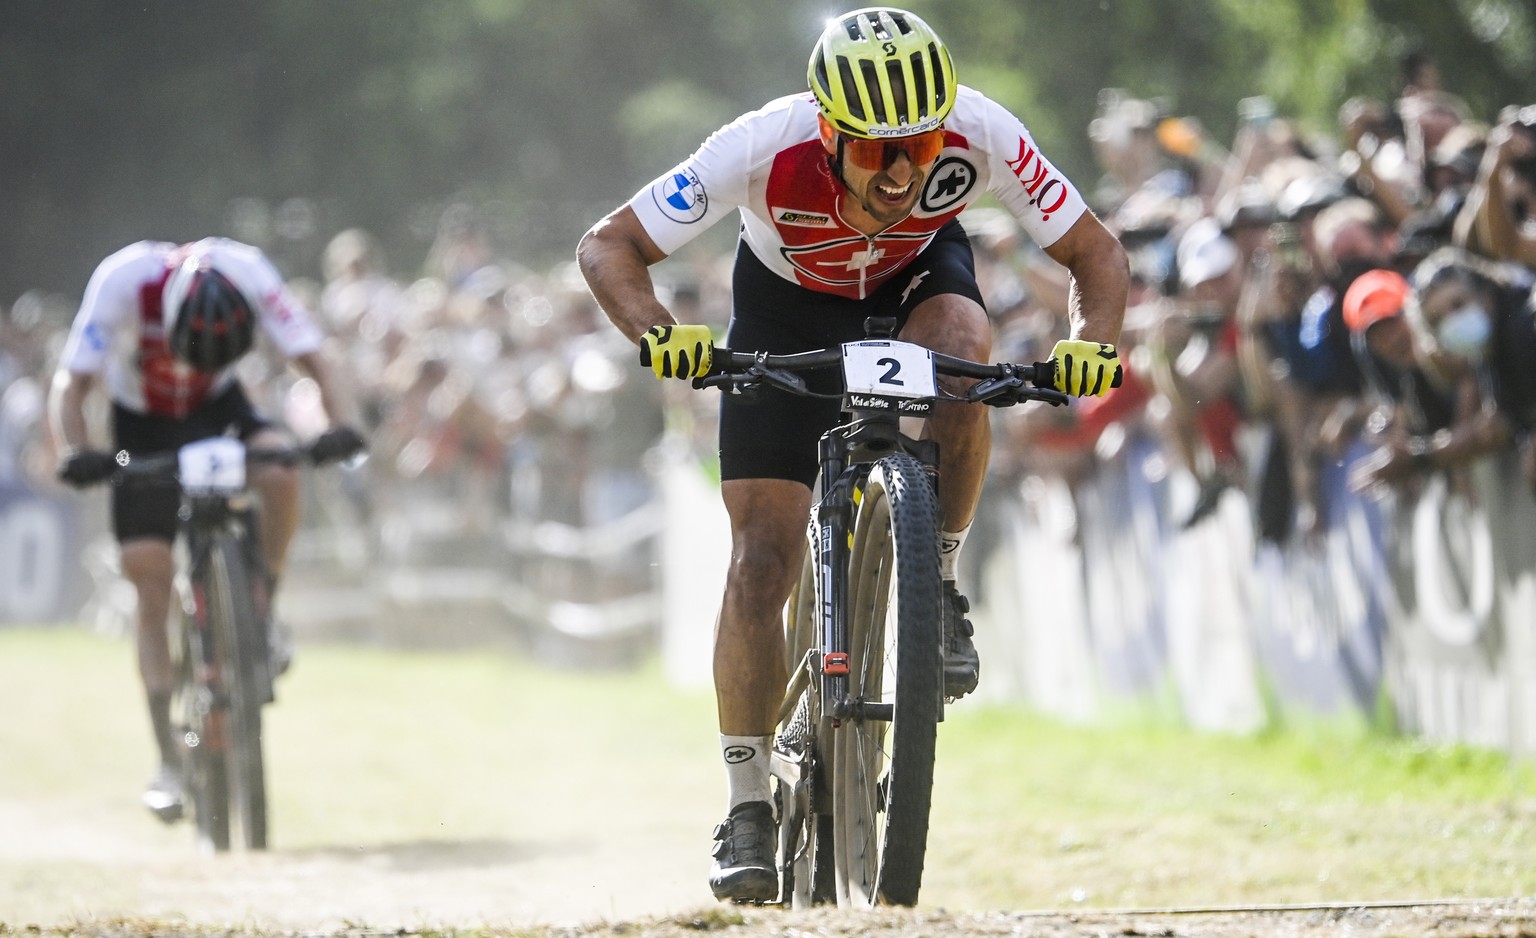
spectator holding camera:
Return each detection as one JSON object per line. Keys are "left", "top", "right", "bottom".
{"left": 1454, "top": 105, "right": 1536, "bottom": 268}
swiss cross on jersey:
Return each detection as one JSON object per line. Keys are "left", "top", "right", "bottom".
{"left": 136, "top": 275, "right": 217, "bottom": 419}
{"left": 765, "top": 137, "right": 974, "bottom": 298}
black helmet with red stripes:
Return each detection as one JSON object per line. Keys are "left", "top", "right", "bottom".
{"left": 161, "top": 256, "right": 256, "bottom": 371}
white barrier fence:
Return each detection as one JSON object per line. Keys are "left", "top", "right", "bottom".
{"left": 658, "top": 429, "right": 1536, "bottom": 755}
{"left": 10, "top": 428, "right": 1534, "bottom": 754}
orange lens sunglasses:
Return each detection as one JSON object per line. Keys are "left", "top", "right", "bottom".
{"left": 831, "top": 127, "right": 946, "bottom": 171}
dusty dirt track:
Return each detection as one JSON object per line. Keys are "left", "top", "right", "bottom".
{"left": 15, "top": 901, "right": 1536, "bottom": 937}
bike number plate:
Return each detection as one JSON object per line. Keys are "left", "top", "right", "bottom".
{"left": 841, "top": 340, "right": 937, "bottom": 400}
{"left": 178, "top": 437, "right": 246, "bottom": 493}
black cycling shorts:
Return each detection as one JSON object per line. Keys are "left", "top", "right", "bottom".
{"left": 109, "top": 383, "right": 272, "bottom": 543}
{"left": 719, "top": 219, "right": 984, "bottom": 486}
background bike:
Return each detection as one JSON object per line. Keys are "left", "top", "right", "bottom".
{"left": 101, "top": 437, "right": 348, "bottom": 853}
{"left": 696, "top": 317, "right": 1066, "bottom": 908}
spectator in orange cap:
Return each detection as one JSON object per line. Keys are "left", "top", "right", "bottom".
{"left": 1343, "top": 268, "right": 1416, "bottom": 373}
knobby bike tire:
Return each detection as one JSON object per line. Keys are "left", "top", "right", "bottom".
{"left": 775, "top": 551, "right": 836, "bottom": 908}
{"left": 179, "top": 560, "right": 232, "bottom": 853}
{"left": 832, "top": 452, "right": 942, "bottom": 907}
{"left": 209, "top": 534, "right": 269, "bottom": 850}
{"left": 170, "top": 580, "right": 229, "bottom": 852}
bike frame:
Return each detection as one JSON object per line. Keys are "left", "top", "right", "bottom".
{"left": 811, "top": 404, "right": 940, "bottom": 724}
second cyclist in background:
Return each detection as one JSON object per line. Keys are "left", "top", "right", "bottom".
{"left": 579, "top": 7, "right": 1128, "bottom": 903}
{"left": 48, "top": 237, "right": 365, "bottom": 825}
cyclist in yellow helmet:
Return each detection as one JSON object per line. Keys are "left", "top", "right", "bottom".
{"left": 578, "top": 7, "right": 1128, "bottom": 902}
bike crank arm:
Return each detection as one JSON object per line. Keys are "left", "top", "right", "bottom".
{"left": 850, "top": 700, "right": 893, "bottom": 722}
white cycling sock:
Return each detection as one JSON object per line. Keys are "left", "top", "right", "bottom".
{"left": 939, "top": 523, "right": 972, "bottom": 582}
{"left": 721, "top": 734, "right": 773, "bottom": 810}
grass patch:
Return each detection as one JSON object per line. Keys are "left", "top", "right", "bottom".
{"left": 1, "top": 625, "right": 1532, "bottom": 925}
{"left": 927, "top": 703, "right": 1536, "bottom": 910}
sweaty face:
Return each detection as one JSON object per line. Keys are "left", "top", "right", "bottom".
{"left": 843, "top": 149, "right": 931, "bottom": 225}
{"left": 819, "top": 115, "right": 941, "bottom": 228}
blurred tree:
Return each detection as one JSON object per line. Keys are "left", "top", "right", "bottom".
{"left": 2, "top": 0, "right": 1533, "bottom": 310}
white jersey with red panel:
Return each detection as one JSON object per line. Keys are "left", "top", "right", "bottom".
{"left": 58, "top": 238, "right": 325, "bottom": 418}
{"left": 627, "top": 85, "right": 1087, "bottom": 300}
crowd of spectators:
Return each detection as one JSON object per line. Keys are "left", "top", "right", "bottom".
{"left": 3, "top": 55, "right": 1534, "bottom": 587}
{"left": 972, "top": 54, "right": 1536, "bottom": 548}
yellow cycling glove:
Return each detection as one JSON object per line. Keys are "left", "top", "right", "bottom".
{"left": 1049, "top": 339, "right": 1124, "bottom": 397}
{"left": 639, "top": 324, "right": 713, "bottom": 380}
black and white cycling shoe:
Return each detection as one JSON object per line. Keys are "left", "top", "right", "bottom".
{"left": 269, "top": 617, "right": 295, "bottom": 679}
{"left": 142, "top": 762, "right": 186, "bottom": 824}
{"left": 942, "top": 581, "right": 980, "bottom": 699}
{"left": 708, "top": 800, "right": 777, "bottom": 903}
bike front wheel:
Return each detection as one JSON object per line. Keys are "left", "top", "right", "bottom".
{"left": 832, "top": 452, "right": 942, "bottom": 907}
{"left": 207, "top": 534, "right": 269, "bottom": 850}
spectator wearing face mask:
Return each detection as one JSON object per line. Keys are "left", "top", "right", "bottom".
{"left": 1355, "top": 248, "right": 1536, "bottom": 494}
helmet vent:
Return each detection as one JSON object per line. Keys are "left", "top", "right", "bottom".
{"left": 838, "top": 56, "right": 867, "bottom": 121}
{"left": 927, "top": 43, "right": 948, "bottom": 111}
{"left": 908, "top": 52, "right": 929, "bottom": 119}
{"left": 859, "top": 59, "right": 886, "bottom": 122}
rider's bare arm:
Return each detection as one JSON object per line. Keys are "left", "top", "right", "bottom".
{"left": 576, "top": 206, "right": 680, "bottom": 345}
{"left": 48, "top": 370, "right": 98, "bottom": 453}
{"left": 1042, "top": 211, "right": 1130, "bottom": 346}
{"left": 290, "top": 350, "right": 356, "bottom": 430}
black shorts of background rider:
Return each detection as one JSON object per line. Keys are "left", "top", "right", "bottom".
{"left": 719, "top": 218, "right": 985, "bottom": 488}
{"left": 109, "top": 383, "right": 273, "bottom": 543}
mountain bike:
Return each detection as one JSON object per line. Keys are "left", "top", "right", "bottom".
{"left": 695, "top": 316, "right": 1067, "bottom": 908}
{"left": 103, "top": 437, "right": 339, "bottom": 853}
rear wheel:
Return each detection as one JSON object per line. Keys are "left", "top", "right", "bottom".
{"left": 832, "top": 453, "right": 942, "bottom": 907}
{"left": 775, "top": 542, "right": 835, "bottom": 908}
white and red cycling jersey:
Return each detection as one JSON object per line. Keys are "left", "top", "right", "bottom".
{"left": 58, "top": 238, "right": 325, "bottom": 419}
{"left": 627, "top": 86, "right": 1088, "bottom": 301}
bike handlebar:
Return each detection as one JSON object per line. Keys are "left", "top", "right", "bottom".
{"left": 94, "top": 442, "right": 343, "bottom": 487}
{"left": 697, "top": 346, "right": 1069, "bottom": 408}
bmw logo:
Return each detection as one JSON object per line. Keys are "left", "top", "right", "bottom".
{"left": 654, "top": 167, "right": 709, "bottom": 224}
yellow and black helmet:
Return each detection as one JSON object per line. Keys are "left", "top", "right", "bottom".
{"left": 808, "top": 8, "right": 957, "bottom": 138}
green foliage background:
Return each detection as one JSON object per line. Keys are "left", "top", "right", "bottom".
{"left": 4, "top": 0, "right": 1535, "bottom": 303}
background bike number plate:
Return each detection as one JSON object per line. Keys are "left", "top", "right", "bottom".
{"left": 178, "top": 437, "right": 247, "bottom": 493}
{"left": 841, "top": 340, "right": 937, "bottom": 400}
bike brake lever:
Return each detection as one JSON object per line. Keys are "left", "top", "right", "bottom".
{"left": 1030, "top": 387, "right": 1071, "bottom": 407}
{"left": 692, "top": 373, "right": 736, "bottom": 391}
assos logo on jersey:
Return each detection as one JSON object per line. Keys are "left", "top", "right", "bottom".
{"left": 652, "top": 167, "right": 708, "bottom": 224}
{"left": 919, "top": 156, "right": 977, "bottom": 214}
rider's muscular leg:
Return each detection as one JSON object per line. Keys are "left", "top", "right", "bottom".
{"left": 715, "top": 479, "right": 812, "bottom": 736}
{"left": 901, "top": 294, "right": 994, "bottom": 530}
{"left": 248, "top": 429, "right": 300, "bottom": 582}
{"left": 120, "top": 538, "right": 178, "bottom": 762}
